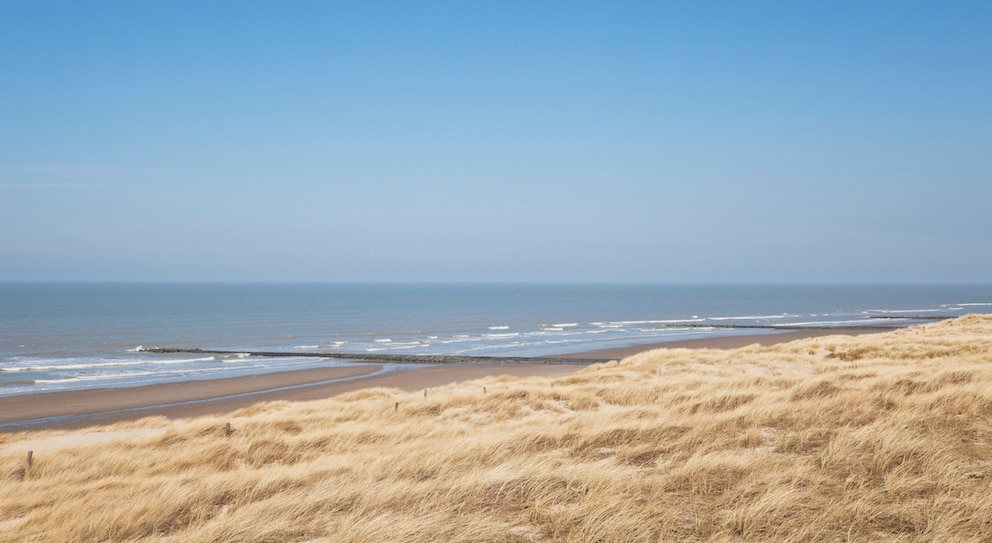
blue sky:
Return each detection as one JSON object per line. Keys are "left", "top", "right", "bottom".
{"left": 1, "top": 1, "right": 989, "bottom": 282}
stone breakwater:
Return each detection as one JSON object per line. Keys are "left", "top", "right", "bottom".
{"left": 141, "top": 348, "right": 608, "bottom": 366}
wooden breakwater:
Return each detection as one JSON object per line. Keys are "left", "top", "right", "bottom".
{"left": 141, "top": 348, "right": 608, "bottom": 366}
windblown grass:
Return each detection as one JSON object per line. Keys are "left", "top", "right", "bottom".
{"left": 3, "top": 316, "right": 992, "bottom": 542}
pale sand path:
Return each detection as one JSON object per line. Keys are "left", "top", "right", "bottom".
{"left": 2, "top": 429, "right": 163, "bottom": 454}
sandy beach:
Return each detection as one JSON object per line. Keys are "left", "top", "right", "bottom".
{"left": 0, "top": 328, "right": 883, "bottom": 431}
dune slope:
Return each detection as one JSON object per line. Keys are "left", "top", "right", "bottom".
{"left": 3, "top": 316, "right": 992, "bottom": 542}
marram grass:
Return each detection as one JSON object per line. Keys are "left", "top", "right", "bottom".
{"left": 3, "top": 315, "right": 992, "bottom": 542}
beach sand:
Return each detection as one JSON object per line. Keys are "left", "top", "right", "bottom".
{"left": 0, "top": 328, "right": 884, "bottom": 431}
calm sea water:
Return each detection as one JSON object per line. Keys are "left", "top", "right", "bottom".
{"left": 2, "top": 283, "right": 990, "bottom": 396}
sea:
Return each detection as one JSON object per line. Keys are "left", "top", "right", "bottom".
{"left": 2, "top": 283, "right": 991, "bottom": 397}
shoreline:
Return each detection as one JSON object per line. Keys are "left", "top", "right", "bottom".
{"left": 0, "top": 328, "right": 885, "bottom": 431}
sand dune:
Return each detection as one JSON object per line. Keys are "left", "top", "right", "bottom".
{"left": 2, "top": 317, "right": 990, "bottom": 542}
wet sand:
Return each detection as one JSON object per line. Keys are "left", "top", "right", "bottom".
{"left": 0, "top": 328, "right": 882, "bottom": 431}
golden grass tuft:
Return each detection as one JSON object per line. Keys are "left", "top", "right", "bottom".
{"left": 3, "top": 315, "right": 992, "bottom": 541}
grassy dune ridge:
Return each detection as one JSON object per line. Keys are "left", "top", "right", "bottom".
{"left": 3, "top": 315, "right": 992, "bottom": 542}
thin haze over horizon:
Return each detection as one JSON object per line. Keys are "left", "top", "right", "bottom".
{"left": 1, "top": 2, "right": 989, "bottom": 283}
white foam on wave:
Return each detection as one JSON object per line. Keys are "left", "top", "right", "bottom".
{"left": 294, "top": 345, "right": 319, "bottom": 350}
{"left": 32, "top": 362, "right": 284, "bottom": 388}
{"left": 709, "top": 314, "right": 787, "bottom": 321}
{"left": 863, "top": 308, "right": 941, "bottom": 314}
{"left": 34, "top": 371, "right": 164, "bottom": 384}
{"left": 218, "top": 353, "right": 252, "bottom": 362}
{"left": 5, "top": 357, "right": 217, "bottom": 372}
{"left": 552, "top": 323, "right": 579, "bottom": 328}
{"left": 362, "top": 340, "right": 432, "bottom": 351}
{"left": 957, "top": 302, "right": 992, "bottom": 307}
{"left": 374, "top": 339, "right": 393, "bottom": 343}
{"left": 32, "top": 364, "right": 227, "bottom": 384}
{"left": 485, "top": 332, "right": 519, "bottom": 339}
{"left": 489, "top": 325, "right": 510, "bottom": 330}
{"left": 438, "top": 335, "right": 486, "bottom": 345}
{"left": 525, "top": 329, "right": 588, "bottom": 339}
{"left": 128, "top": 345, "right": 144, "bottom": 352}
{"left": 365, "top": 341, "right": 425, "bottom": 351}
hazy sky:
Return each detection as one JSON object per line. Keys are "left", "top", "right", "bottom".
{"left": 1, "top": 1, "right": 989, "bottom": 283}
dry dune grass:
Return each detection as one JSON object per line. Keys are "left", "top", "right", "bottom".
{"left": 3, "top": 315, "right": 992, "bottom": 542}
